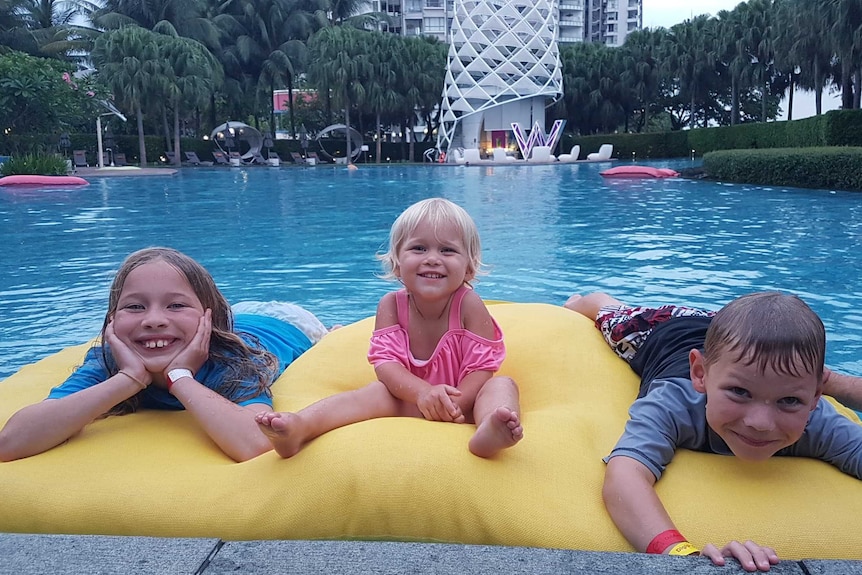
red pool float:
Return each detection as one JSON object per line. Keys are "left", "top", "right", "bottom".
{"left": 600, "top": 166, "right": 679, "bottom": 178}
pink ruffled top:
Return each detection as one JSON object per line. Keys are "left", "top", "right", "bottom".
{"left": 367, "top": 286, "right": 505, "bottom": 387}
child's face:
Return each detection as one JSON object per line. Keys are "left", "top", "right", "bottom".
{"left": 395, "top": 219, "right": 472, "bottom": 302}
{"left": 690, "top": 349, "right": 823, "bottom": 461}
{"left": 112, "top": 260, "right": 206, "bottom": 374}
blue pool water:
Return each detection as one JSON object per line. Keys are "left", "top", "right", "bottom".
{"left": 2, "top": 161, "right": 862, "bottom": 381}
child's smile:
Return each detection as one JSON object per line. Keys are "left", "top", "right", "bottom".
{"left": 396, "top": 220, "right": 471, "bottom": 302}
{"left": 691, "top": 349, "right": 822, "bottom": 460}
{"left": 112, "top": 260, "right": 205, "bottom": 372}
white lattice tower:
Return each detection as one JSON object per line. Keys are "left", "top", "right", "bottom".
{"left": 437, "top": 0, "right": 562, "bottom": 154}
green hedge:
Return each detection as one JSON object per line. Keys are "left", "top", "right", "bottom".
{"left": 0, "top": 153, "right": 68, "bottom": 176}
{"left": 702, "top": 147, "right": 862, "bottom": 191}
{"left": 563, "top": 110, "right": 862, "bottom": 160}
{"left": 566, "top": 131, "right": 689, "bottom": 161}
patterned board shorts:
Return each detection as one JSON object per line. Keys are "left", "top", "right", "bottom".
{"left": 595, "top": 304, "right": 716, "bottom": 362}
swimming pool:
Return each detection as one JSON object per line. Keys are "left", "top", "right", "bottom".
{"left": 2, "top": 162, "right": 862, "bottom": 381}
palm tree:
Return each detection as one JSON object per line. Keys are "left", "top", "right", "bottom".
{"left": 738, "top": 0, "right": 778, "bottom": 122}
{"left": 218, "top": 0, "right": 325, "bottom": 136}
{"left": 91, "top": 25, "right": 164, "bottom": 165}
{"left": 664, "top": 15, "right": 718, "bottom": 129}
{"left": 0, "top": 0, "right": 96, "bottom": 59}
{"left": 0, "top": 0, "right": 38, "bottom": 54}
{"left": 93, "top": 0, "right": 218, "bottom": 44}
{"left": 777, "top": 0, "right": 833, "bottom": 115}
{"left": 396, "top": 35, "right": 446, "bottom": 159}
{"left": 307, "top": 25, "right": 371, "bottom": 163}
{"left": 155, "top": 25, "right": 223, "bottom": 165}
{"left": 620, "top": 28, "right": 663, "bottom": 131}
{"left": 557, "top": 42, "right": 609, "bottom": 134}
{"left": 364, "top": 31, "right": 399, "bottom": 163}
{"left": 714, "top": 7, "right": 749, "bottom": 125}
{"left": 827, "top": 0, "right": 862, "bottom": 109}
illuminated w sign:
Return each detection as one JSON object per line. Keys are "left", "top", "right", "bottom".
{"left": 511, "top": 120, "right": 566, "bottom": 160}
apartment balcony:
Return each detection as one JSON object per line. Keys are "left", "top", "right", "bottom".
{"left": 559, "top": 16, "right": 584, "bottom": 26}
{"left": 559, "top": 0, "right": 584, "bottom": 8}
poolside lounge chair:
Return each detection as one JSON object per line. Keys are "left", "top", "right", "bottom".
{"left": 558, "top": 145, "right": 580, "bottom": 163}
{"left": 113, "top": 153, "right": 127, "bottom": 166}
{"left": 228, "top": 151, "right": 242, "bottom": 166}
{"left": 267, "top": 151, "right": 281, "bottom": 166}
{"left": 307, "top": 151, "right": 323, "bottom": 164}
{"left": 463, "top": 148, "right": 482, "bottom": 164}
{"left": 248, "top": 152, "right": 268, "bottom": 165}
{"left": 290, "top": 152, "right": 305, "bottom": 164}
{"left": 73, "top": 150, "right": 88, "bottom": 168}
{"left": 587, "top": 144, "right": 614, "bottom": 161}
{"left": 527, "top": 146, "right": 554, "bottom": 163}
{"left": 492, "top": 148, "right": 516, "bottom": 163}
{"left": 164, "top": 151, "right": 178, "bottom": 164}
{"left": 212, "top": 150, "right": 229, "bottom": 165}
{"left": 184, "top": 151, "right": 202, "bottom": 165}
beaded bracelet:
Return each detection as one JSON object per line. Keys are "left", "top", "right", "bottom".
{"left": 118, "top": 369, "right": 147, "bottom": 390}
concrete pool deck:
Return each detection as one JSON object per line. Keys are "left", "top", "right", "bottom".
{"left": 74, "top": 166, "right": 178, "bottom": 177}
{"left": 1, "top": 534, "right": 860, "bottom": 574}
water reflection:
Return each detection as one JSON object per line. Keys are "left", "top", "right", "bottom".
{"left": 2, "top": 164, "right": 862, "bottom": 379}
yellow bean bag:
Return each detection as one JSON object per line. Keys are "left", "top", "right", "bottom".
{"left": 1, "top": 303, "right": 860, "bottom": 559}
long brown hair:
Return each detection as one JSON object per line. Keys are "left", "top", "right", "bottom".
{"left": 99, "top": 247, "right": 277, "bottom": 415}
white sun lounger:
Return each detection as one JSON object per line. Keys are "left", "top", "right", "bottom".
{"left": 558, "top": 145, "right": 580, "bottom": 163}
{"left": 587, "top": 144, "right": 613, "bottom": 161}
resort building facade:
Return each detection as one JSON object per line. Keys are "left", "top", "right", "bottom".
{"left": 435, "top": 0, "right": 563, "bottom": 156}
{"left": 364, "top": 0, "right": 643, "bottom": 46}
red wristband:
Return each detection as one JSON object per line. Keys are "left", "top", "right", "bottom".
{"left": 646, "top": 529, "right": 686, "bottom": 555}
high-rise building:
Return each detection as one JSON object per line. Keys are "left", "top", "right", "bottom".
{"left": 587, "top": 0, "right": 643, "bottom": 47}
{"left": 363, "top": 0, "right": 642, "bottom": 46}
{"left": 436, "top": 0, "right": 563, "bottom": 154}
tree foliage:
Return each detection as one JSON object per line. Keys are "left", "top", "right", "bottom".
{"left": 0, "top": 50, "right": 104, "bottom": 134}
{"left": 3, "top": 0, "right": 862, "bottom": 149}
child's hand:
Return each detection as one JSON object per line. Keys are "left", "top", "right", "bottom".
{"left": 165, "top": 308, "right": 212, "bottom": 375}
{"left": 417, "top": 385, "right": 464, "bottom": 422}
{"left": 700, "top": 540, "right": 779, "bottom": 572}
{"left": 105, "top": 319, "right": 151, "bottom": 386}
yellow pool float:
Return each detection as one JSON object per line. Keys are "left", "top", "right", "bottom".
{"left": 1, "top": 303, "right": 860, "bottom": 559}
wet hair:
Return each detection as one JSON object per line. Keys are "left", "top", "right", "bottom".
{"left": 377, "top": 197, "right": 485, "bottom": 282}
{"left": 98, "top": 247, "right": 277, "bottom": 415}
{"left": 703, "top": 292, "right": 825, "bottom": 381}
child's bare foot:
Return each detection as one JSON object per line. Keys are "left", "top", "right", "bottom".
{"left": 468, "top": 407, "right": 523, "bottom": 458}
{"left": 255, "top": 411, "right": 306, "bottom": 458}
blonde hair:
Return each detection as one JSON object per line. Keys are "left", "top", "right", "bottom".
{"left": 377, "top": 198, "right": 485, "bottom": 281}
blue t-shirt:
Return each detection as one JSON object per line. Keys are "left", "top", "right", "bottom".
{"left": 46, "top": 314, "right": 312, "bottom": 409}
{"left": 606, "top": 316, "right": 862, "bottom": 480}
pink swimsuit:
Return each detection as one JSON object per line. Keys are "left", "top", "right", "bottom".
{"left": 367, "top": 286, "right": 506, "bottom": 386}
